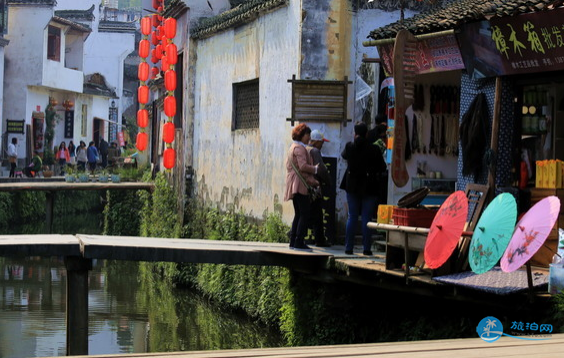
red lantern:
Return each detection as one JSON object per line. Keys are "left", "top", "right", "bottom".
{"left": 163, "top": 122, "right": 175, "bottom": 143}
{"left": 164, "top": 70, "right": 176, "bottom": 92}
{"left": 137, "top": 109, "right": 149, "bottom": 128}
{"left": 139, "top": 39, "right": 150, "bottom": 58}
{"left": 164, "top": 95, "right": 176, "bottom": 117}
{"left": 161, "top": 55, "right": 169, "bottom": 72}
{"left": 138, "top": 85, "right": 149, "bottom": 104}
{"left": 158, "top": 5, "right": 164, "bottom": 14}
{"left": 155, "top": 44, "right": 163, "bottom": 60}
{"left": 164, "top": 18, "right": 177, "bottom": 39}
{"left": 138, "top": 62, "right": 149, "bottom": 81}
{"left": 163, "top": 148, "right": 176, "bottom": 169}
{"left": 151, "top": 66, "right": 160, "bottom": 79}
{"left": 151, "top": 14, "right": 160, "bottom": 28}
{"left": 152, "top": 0, "right": 159, "bottom": 10}
{"left": 157, "top": 25, "right": 164, "bottom": 40}
{"left": 136, "top": 132, "right": 148, "bottom": 151}
{"left": 166, "top": 43, "right": 177, "bottom": 65}
{"left": 151, "top": 30, "right": 160, "bottom": 46}
{"left": 141, "top": 17, "right": 151, "bottom": 36}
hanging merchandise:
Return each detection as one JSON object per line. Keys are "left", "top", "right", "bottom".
{"left": 460, "top": 93, "right": 489, "bottom": 181}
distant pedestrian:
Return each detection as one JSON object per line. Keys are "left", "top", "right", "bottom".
{"left": 76, "top": 141, "right": 88, "bottom": 171}
{"left": 23, "top": 151, "right": 42, "bottom": 178}
{"left": 307, "top": 129, "right": 332, "bottom": 247}
{"left": 68, "top": 140, "right": 76, "bottom": 166}
{"left": 7, "top": 137, "right": 17, "bottom": 177}
{"left": 99, "top": 138, "right": 109, "bottom": 168}
{"left": 87, "top": 141, "right": 98, "bottom": 173}
{"left": 340, "top": 122, "right": 387, "bottom": 256}
{"left": 284, "top": 123, "right": 319, "bottom": 252}
{"left": 55, "top": 141, "right": 70, "bottom": 175}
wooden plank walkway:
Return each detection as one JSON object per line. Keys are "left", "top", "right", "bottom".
{"left": 41, "top": 334, "right": 564, "bottom": 357}
{"left": 0, "top": 181, "right": 154, "bottom": 192}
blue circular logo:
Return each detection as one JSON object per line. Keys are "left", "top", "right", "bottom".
{"left": 477, "top": 316, "right": 503, "bottom": 342}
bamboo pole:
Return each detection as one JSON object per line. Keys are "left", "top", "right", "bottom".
{"left": 488, "top": 77, "right": 502, "bottom": 202}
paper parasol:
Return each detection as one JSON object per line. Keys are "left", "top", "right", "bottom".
{"left": 469, "top": 193, "right": 517, "bottom": 274}
{"left": 501, "top": 196, "right": 561, "bottom": 273}
{"left": 424, "top": 191, "right": 469, "bottom": 269}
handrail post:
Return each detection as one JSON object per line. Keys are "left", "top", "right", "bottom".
{"left": 65, "top": 256, "right": 92, "bottom": 356}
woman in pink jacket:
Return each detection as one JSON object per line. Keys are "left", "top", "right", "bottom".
{"left": 56, "top": 141, "right": 70, "bottom": 175}
{"left": 284, "top": 123, "right": 319, "bottom": 251}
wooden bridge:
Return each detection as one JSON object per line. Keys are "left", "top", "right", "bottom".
{"left": 0, "top": 234, "right": 551, "bottom": 356}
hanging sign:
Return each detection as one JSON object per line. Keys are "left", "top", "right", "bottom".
{"left": 117, "top": 131, "right": 125, "bottom": 147}
{"left": 378, "top": 34, "right": 464, "bottom": 76}
{"left": 458, "top": 9, "right": 564, "bottom": 79}
{"left": 7, "top": 120, "right": 24, "bottom": 134}
{"left": 64, "top": 110, "right": 74, "bottom": 138}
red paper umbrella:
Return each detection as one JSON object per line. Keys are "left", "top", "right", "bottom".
{"left": 138, "top": 85, "right": 149, "bottom": 104}
{"left": 140, "top": 17, "right": 151, "bottom": 36}
{"left": 138, "top": 61, "right": 149, "bottom": 82}
{"left": 164, "top": 70, "right": 176, "bottom": 91}
{"left": 164, "top": 18, "right": 177, "bottom": 39}
{"left": 163, "top": 148, "right": 176, "bottom": 169}
{"left": 163, "top": 122, "right": 175, "bottom": 143}
{"left": 164, "top": 95, "right": 176, "bottom": 117}
{"left": 424, "top": 191, "right": 469, "bottom": 269}
{"left": 501, "top": 196, "right": 561, "bottom": 272}
{"left": 166, "top": 43, "right": 177, "bottom": 65}
{"left": 138, "top": 39, "right": 150, "bottom": 58}
{"left": 136, "top": 132, "right": 148, "bottom": 151}
{"left": 137, "top": 109, "right": 149, "bottom": 128}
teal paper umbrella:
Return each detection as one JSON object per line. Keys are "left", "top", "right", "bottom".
{"left": 469, "top": 193, "right": 517, "bottom": 274}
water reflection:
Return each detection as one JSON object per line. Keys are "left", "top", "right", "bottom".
{"left": 0, "top": 258, "right": 283, "bottom": 357}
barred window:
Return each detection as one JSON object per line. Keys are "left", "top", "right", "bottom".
{"left": 232, "top": 79, "right": 259, "bottom": 130}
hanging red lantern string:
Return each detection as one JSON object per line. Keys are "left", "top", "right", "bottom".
{"left": 151, "top": 14, "right": 160, "bottom": 28}
{"left": 151, "top": 66, "right": 160, "bottom": 79}
{"left": 164, "top": 70, "right": 176, "bottom": 92}
{"left": 163, "top": 122, "right": 175, "bottom": 143}
{"left": 139, "top": 39, "right": 150, "bottom": 58}
{"left": 138, "top": 85, "right": 149, "bottom": 104}
{"left": 161, "top": 55, "right": 170, "bottom": 72}
{"left": 164, "top": 18, "right": 177, "bottom": 39}
{"left": 166, "top": 43, "right": 177, "bottom": 65}
{"left": 136, "top": 131, "right": 148, "bottom": 151}
{"left": 155, "top": 44, "right": 163, "bottom": 60}
{"left": 141, "top": 16, "right": 151, "bottom": 36}
{"left": 138, "top": 62, "right": 150, "bottom": 82}
{"left": 163, "top": 147, "right": 176, "bottom": 169}
{"left": 137, "top": 109, "right": 149, "bottom": 128}
{"left": 152, "top": 0, "right": 160, "bottom": 10}
{"left": 164, "top": 95, "right": 176, "bottom": 117}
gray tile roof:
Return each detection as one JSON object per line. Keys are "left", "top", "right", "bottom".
{"left": 55, "top": 5, "right": 95, "bottom": 22}
{"left": 52, "top": 16, "right": 91, "bottom": 33}
{"left": 191, "top": 0, "right": 288, "bottom": 40}
{"left": 7, "top": 0, "right": 55, "bottom": 4}
{"left": 98, "top": 20, "right": 137, "bottom": 33}
{"left": 367, "top": 0, "right": 564, "bottom": 41}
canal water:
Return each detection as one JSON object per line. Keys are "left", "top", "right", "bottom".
{"left": 0, "top": 214, "right": 284, "bottom": 357}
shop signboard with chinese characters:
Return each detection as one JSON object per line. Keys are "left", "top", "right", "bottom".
{"left": 64, "top": 110, "right": 74, "bottom": 138}
{"left": 459, "top": 8, "right": 564, "bottom": 79}
{"left": 6, "top": 120, "right": 24, "bottom": 134}
{"left": 377, "top": 34, "right": 465, "bottom": 76}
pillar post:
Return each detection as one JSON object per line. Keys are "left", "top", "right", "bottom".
{"left": 65, "top": 256, "right": 92, "bottom": 356}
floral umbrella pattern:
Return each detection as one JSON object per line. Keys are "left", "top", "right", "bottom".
{"left": 501, "top": 196, "right": 561, "bottom": 273}
{"left": 469, "top": 193, "right": 517, "bottom": 274}
{"left": 424, "top": 191, "right": 469, "bottom": 269}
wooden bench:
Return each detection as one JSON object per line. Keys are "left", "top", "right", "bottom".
{"left": 367, "top": 183, "right": 489, "bottom": 280}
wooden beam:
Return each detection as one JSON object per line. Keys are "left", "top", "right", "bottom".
{"left": 65, "top": 256, "right": 92, "bottom": 356}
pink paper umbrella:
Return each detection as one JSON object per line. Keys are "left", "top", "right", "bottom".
{"left": 501, "top": 196, "right": 561, "bottom": 273}
{"left": 424, "top": 191, "right": 469, "bottom": 269}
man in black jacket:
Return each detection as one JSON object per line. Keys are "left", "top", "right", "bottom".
{"left": 307, "top": 130, "right": 332, "bottom": 247}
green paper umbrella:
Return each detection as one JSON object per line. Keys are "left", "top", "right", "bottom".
{"left": 469, "top": 193, "right": 517, "bottom": 274}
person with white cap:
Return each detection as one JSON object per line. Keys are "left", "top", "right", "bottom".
{"left": 307, "top": 129, "right": 332, "bottom": 247}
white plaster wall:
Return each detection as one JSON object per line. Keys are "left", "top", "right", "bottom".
{"left": 4, "top": 6, "right": 52, "bottom": 125}
{"left": 193, "top": 4, "right": 301, "bottom": 222}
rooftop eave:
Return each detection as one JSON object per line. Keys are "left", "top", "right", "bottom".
{"left": 191, "top": 0, "right": 288, "bottom": 40}
{"left": 52, "top": 16, "right": 92, "bottom": 33}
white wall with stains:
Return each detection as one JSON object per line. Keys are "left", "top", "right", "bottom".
{"left": 192, "top": 3, "right": 301, "bottom": 222}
